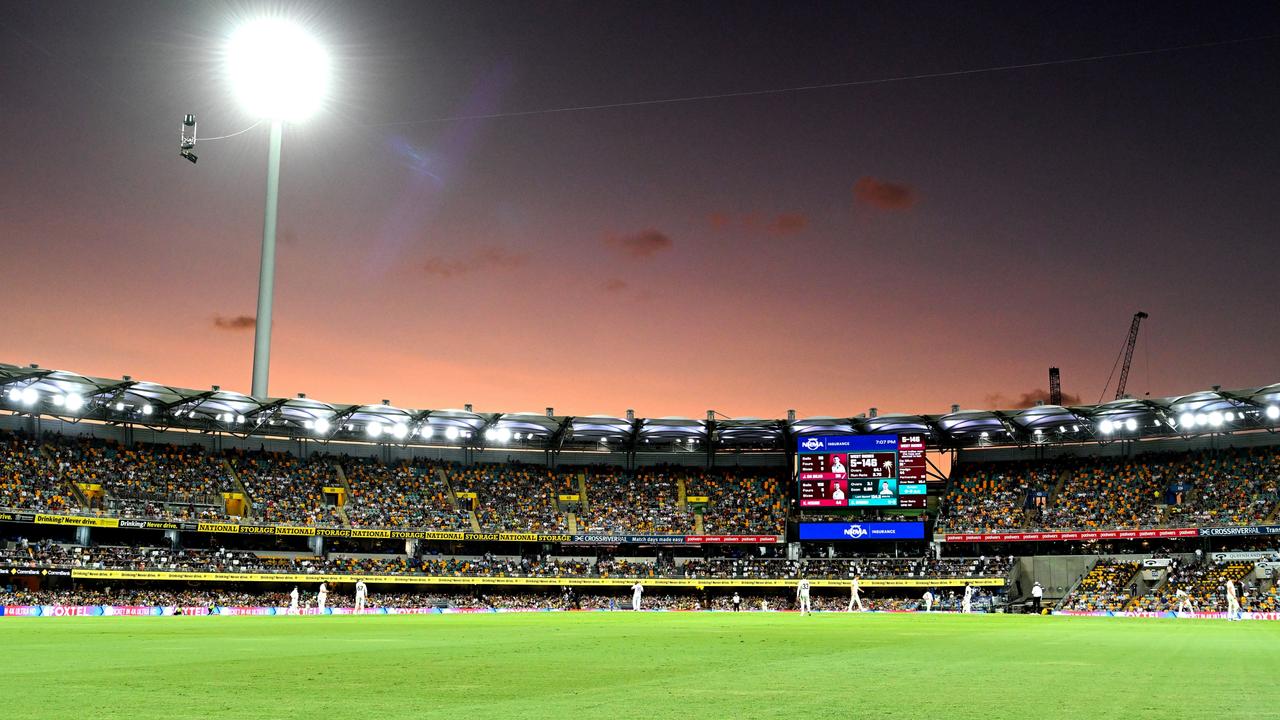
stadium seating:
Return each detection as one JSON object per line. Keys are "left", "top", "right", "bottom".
{"left": 939, "top": 447, "right": 1280, "bottom": 533}
{"left": 936, "top": 461, "right": 1052, "bottom": 533}
{"left": 0, "top": 432, "right": 73, "bottom": 513}
{"left": 453, "top": 463, "right": 571, "bottom": 533}
{"left": 577, "top": 468, "right": 691, "bottom": 534}
{"left": 1060, "top": 560, "right": 1140, "bottom": 611}
{"left": 684, "top": 468, "right": 785, "bottom": 535}
{"left": 1128, "top": 559, "right": 1254, "bottom": 612}
{"left": 227, "top": 450, "right": 342, "bottom": 525}
{"left": 343, "top": 459, "right": 470, "bottom": 530}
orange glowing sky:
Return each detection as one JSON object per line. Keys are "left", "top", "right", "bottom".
{"left": 3, "top": 2, "right": 1280, "bottom": 419}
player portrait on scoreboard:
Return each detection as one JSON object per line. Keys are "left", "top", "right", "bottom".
{"left": 878, "top": 478, "right": 898, "bottom": 497}
{"left": 829, "top": 453, "right": 847, "bottom": 478}
{"left": 830, "top": 480, "right": 847, "bottom": 502}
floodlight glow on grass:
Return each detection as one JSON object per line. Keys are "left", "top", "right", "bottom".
{"left": 227, "top": 20, "right": 329, "bottom": 121}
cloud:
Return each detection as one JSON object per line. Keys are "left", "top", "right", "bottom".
{"left": 601, "top": 278, "right": 629, "bottom": 293}
{"left": 708, "top": 212, "right": 808, "bottom": 235}
{"left": 607, "top": 230, "right": 673, "bottom": 259}
{"left": 422, "top": 246, "right": 528, "bottom": 278}
{"left": 212, "top": 315, "right": 256, "bottom": 331}
{"left": 767, "top": 213, "right": 808, "bottom": 235}
{"left": 853, "top": 177, "right": 917, "bottom": 210}
{"left": 983, "top": 388, "right": 1083, "bottom": 409}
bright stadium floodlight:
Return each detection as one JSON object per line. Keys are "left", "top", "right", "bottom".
{"left": 227, "top": 19, "right": 330, "bottom": 399}
{"left": 419, "top": 426, "right": 434, "bottom": 440}
{"left": 1195, "top": 413, "right": 1208, "bottom": 427}
{"left": 52, "top": 395, "right": 65, "bottom": 407}
{"left": 115, "top": 402, "right": 126, "bottom": 412}
{"left": 1268, "top": 405, "right": 1280, "bottom": 421}
{"left": 495, "top": 428, "right": 512, "bottom": 443}
{"left": 1224, "top": 411, "right": 1235, "bottom": 422}
{"left": 20, "top": 387, "right": 38, "bottom": 406}
{"left": 1124, "top": 418, "right": 1137, "bottom": 432}
{"left": 366, "top": 422, "right": 383, "bottom": 438}
{"left": 227, "top": 20, "right": 329, "bottom": 122}
{"left": 6, "top": 388, "right": 19, "bottom": 403}
{"left": 142, "top": 404, "right": 153, "bottom": 416}
{"left": 313, "top": 417, "right": 330, "bottom": 434}
{"left": 1209, "top": 411, "right": 1224, "bottom": 427}
{"left": 1179, "top": 412, "right": 1195, "bottom": 428}
{"left": 444, "top": 427, "right": 459, "bottom": 441}
{"left": 390, "top": 423, "right": 408, "bottom": 440}
{"left": 1098, "top": 420, "right": 1114, "bottom": 434}
{"left": 65, "top": 393, "right": 84, "bottom": 412}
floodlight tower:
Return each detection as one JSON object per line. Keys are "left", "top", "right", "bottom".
{"left": 227, "top": 19, "right": 330, "bottom": 398}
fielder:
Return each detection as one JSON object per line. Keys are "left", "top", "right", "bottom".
{"left": 288, "top": 586, "right": 299, "bottom": 615}
{"left": 631, "top": 581, "right": 644, "bottom": 611}
{"left": 355, "top": 579, "right": 368, "bottom": 613}
{"left": 848, "top": 576, "right": 865, "bottom": 612}
{"left": 962, "top": 584, "right": 974, "bottom": 614}
{"left": 1174, "top": 587, "right": 1194, "bottom": 614}
{"left": 1225, "top": 579, "right": 1241, "bottom": 621}
{"left": 317, "top": 582, "right": 328, "bottom": 613}
{"left": 797, "top": 577, "right": 812, "bottom": 615}
{"left": 922, "top": 590, "right": 934, "bottom": 613}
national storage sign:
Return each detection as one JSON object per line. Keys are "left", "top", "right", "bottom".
{"left": 798, "top": 522, "right": 925, "bottom": 541}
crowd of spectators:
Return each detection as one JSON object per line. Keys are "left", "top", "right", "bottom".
{"left": 453, "top": 463, "right": 572, "bottom": 533}
{"left": 939, "top": 447, "right": 1280, "bottom": 534}
{"left": 684, "top": 469, "right": 785, "bottom": 535}
{"left": 0, "top": 432, "right": 73, "bottom": 513}
{"left": 937, "top": 461, "right": 1051, "bottom": 533}
{"left": 343, "top": 459, "right": 469, "bottom": 530}
{"left": 680, "top": 555, "right": 1011, "bottom": 580}
{"left": 1159, "top": 449, "right": 1280, "bottom": 527}
{"left": 1128, "top": 559, "right": 1256, "bottom": 612}
{"left": 1060, "top": 560, "right": 1140, "bottom": 611}
{"left": 579, "top": 468, "right": 691, "bottom": 534}
{"left": 228, "top": 450, "right": 342, "bottom": 525}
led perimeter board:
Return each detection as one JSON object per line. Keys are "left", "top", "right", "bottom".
{"left": 796, "top": 433, "right": 927, "bottom": 508}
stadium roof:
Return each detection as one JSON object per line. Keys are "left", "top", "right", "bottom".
{"left": 1, "top": 362, "right": 1278, "bottom": 452}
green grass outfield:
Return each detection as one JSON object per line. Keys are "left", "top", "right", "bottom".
{"left": 1, "top": 612, "right": 1276, "bottom": 720}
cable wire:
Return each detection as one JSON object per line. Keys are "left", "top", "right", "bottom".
{"left": 371, "top": 33, "right": 1280, "bottom": 127}
{"left": 199, "top": 120, "right": 264, "bottom": 142}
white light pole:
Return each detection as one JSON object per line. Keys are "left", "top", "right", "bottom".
{"left": 227, "top": 19, "right": 329, "bottom": 398}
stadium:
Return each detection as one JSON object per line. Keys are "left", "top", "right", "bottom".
{"left": 5, "top": 3, "right": 1280, "bottom": 720}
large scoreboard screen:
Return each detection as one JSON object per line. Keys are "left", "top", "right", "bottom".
{"left": 796, "top": 433, "right": 928, "bottom": 508}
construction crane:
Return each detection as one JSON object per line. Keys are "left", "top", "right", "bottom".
{"left": 1098, "top": 311, "right": 1148, "bottom": 402}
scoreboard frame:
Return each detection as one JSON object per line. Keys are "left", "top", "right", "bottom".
{"left": 795, "top": 433, "right": 928, "bottom": 509}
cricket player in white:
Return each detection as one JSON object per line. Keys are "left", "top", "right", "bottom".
{"left": 631, "top": 582, "right": 644, "bottom": 611}
{"left": 288, "top": 586, "right": 299, "bottom": 615}
{"left": 1174, "top": 587, "right": 1194, "bottom": 614}
{"left": 962, "top": 584, "right": 974, "bottom": 614}
{"left": 848, "top": 577, "right": 865, "bottom": 612}
{"left": 797, "top": 578, "right": 812, "bottom": 615}
{"left": 355, "top": 580, "right": 368, "bottom": 613}
{"left": 922, "top": 590, "right": 934, "bottom": 613}
{"left": 1225, "top": 579, "right": 1241, "bottom": 621}
{"left": 317, "top": 582, "right": 328, "bottom": 612}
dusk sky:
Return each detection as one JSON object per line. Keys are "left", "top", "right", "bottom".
{"left": 3, "top": 2, "right": 1279, "bottom": 419}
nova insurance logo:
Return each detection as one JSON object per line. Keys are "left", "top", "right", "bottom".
{"left": 843, "top": 524, "right": 867, "bottom": 539}
{"left": 801, "top": 437, "right": 825, "bottom": 452}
